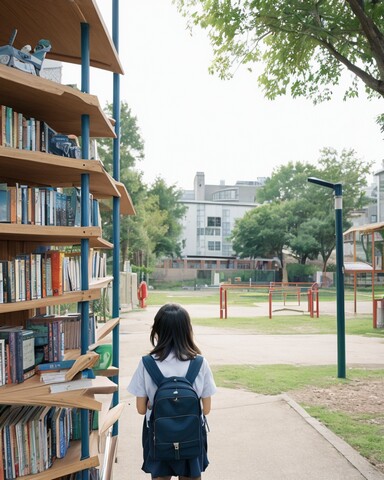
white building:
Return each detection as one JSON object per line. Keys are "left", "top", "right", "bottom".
{"left": 180, "top": 172, "right": 265, "bottom": 258}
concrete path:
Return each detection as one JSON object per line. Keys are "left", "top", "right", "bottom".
{"left": 111, "top": 304, "right": 384, "bottom": 480}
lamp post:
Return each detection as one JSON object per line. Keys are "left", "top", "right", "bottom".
{"left": 308, "top": 177, "right": 346, "bottom": 379}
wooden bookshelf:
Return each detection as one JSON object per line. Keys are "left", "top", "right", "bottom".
{"left": 0, "top": 0, "right": 124, "bottom": 74}
{"left": 0, "top": 65, "right": 115, "bottom": 138}
{"left": 0, "top": 0, "right": 126, "bottom": 478}
{"left": 0, "top": 147, "right": 119, "bottom": 199}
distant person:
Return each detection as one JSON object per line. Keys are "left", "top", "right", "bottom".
{"left": 128, "top": 303, "right": 217, "bottom": 480}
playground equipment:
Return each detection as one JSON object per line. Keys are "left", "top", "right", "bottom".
{"left": 219, "top": 282, "right": 319, "bottom": 319}
{"left": 268, "top": 282, "right": 319, "bottom": 319}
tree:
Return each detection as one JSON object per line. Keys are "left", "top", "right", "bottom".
{"left": 98, "top": 102, "right": 147, "bottom": 269}
{"left": 147, "top": 178, "right": 187, "bottom": 258}
{"left": 175, "top": 0, "right": 384, "bottom": 104}
{"left": 98, "top": 103, "right": 186, "bottom": 269}
{"left": 234, "top": 148, "right": 372, "bottom": 270}
{"left": 231, "top": 202, "right": 290, "bottom": 266}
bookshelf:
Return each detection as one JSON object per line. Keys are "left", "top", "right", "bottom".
{"left": 0, "top": 1, "right": 125, "bottom": 478}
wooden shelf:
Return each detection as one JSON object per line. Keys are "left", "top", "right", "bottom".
{"left": 115, "top": 182, "right": 136, "bottom": 215}
{"left": 0, "top": 65, "right": 115, "bottom": 138}
{"left": 21, "top": 436, "right": 99, "bottom": 480}
{"left": 0, "top": 289, "right": 101, "bottom": 314}
{"left": 0, "top": 0, "right": 123, "bottom": 74}
{"left": 0, "top": 224, "right": 102, "bottom": 243}
{"left": 93, "top": 366, "right": 119, "bottom": 378}
{"left": 0, "top": 376, "right": 117, "bottom": 410}
{"left": 96, "top": 317, "right": 120, "bottom": 342}
{"left": 0, "top": 147, "right": 120, "bottom": 198}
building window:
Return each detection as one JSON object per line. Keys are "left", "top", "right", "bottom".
{"left": 208, "top": 241, "right": 221, "bottom": 251}
{"left": 207, "top": 217, "right": 221, "bottom": 227}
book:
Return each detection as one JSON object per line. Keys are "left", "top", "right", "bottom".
{"left": 49, "top": 250, "right": 64, "bottom": 296}
{"left": 0, "top": 183, "right": 9, "bottom": 223}
{"left": 0, "top": 339, "right": 5, "bottom": 386}
{"left": 35, "top": 359, "right": 75, "bottom": 372}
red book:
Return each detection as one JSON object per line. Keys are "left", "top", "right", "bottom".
{"left": 48, "top": 251, "right": 64, "bottom": 296}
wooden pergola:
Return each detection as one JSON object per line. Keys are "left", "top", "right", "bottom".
{"left": 344, "top": 221, "right": 384, "bottom": 327}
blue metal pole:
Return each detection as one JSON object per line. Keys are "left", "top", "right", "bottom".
{"left": 112, "top": 0, "right": 121, "bottom": 438}
{"left": 334, "top": 184, "right": 346, "bottom": 378}
{"left": 80, "top": 22, "right": 90, "bottom": 474}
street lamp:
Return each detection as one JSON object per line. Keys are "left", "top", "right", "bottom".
{"left": 307, "top": 177, "right": 346, "bottom": 379}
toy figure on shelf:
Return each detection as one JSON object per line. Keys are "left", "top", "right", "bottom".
{"left": 0, "top": 29, "right": 51, "bottom": 76}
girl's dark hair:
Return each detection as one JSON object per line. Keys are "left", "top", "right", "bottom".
{"left": 149, "top": 303, "right": 201, "bottom": 361}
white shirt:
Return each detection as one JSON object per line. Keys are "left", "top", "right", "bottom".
{"left": 128, "top": 353, "right": 217, "bottom": 409}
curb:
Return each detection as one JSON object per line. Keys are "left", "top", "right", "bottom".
{"left": 281, "top": 394, "right": 384, "bottom": 480}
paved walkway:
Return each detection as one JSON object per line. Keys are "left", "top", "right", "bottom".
{"left": 111, "top": 303, "right": 384, "bottom": 480}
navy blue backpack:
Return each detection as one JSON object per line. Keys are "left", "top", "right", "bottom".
{"left": 142, "top": 354, "right": 205, "bottom": 461}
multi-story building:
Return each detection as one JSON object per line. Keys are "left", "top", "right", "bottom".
{"left": 181, "top": 172, "right": 265, "bottom": 258}
{"left": 152, "top": 172, "right": 283, "bottom": 286}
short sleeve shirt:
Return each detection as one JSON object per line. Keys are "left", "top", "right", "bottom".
{"left": 128, "top": 353, "right": 217, "bottom": 409}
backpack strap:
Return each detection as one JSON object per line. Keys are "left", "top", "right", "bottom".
{"left": 142, "top": 354, "right": 204, "bottom": 386}
{"left": 142, "top": 355, "right": 164, "bottom": 387}
{"left": 185, "top": 355, "right": 204, "bottom": 384}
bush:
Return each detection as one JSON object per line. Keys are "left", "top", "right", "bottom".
{"left": 287, "top": 263, "right": 317, "bottom": 282}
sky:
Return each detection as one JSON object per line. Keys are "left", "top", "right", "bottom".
{"left": 62, "top": 0, "right": 384, "bottom": 191}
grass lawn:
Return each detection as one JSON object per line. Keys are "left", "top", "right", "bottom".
{"left": 192, "top": 315, "right": 384, "bottom": 337}
{"left": 212, "top": 364, "right": 384, "bottom": 394}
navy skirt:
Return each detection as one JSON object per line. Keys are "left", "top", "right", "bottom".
{"left": 141, "top": 419, "right": 209, "bottom": 478}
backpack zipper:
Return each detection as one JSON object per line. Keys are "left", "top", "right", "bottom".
{"left": 173, "top": 442, "right": 180, "bottom": 459}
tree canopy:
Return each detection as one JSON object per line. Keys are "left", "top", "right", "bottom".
{"left": 98, "top": 101, "right": 185, "bottom": 270}
{"left": 175, "top": 0, "right": 384, "bottom": 104}
{"left": 231, "top": 148, "right": 373, "bottom": 270}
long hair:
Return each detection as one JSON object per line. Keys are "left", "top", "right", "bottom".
{"left": 149, "top": 303, "right": 201, "bottom": 361}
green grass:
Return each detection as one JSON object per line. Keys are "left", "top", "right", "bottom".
{"left": 192, "top": 315, "right": 384, "bottom": 337}
{"left": 212, "top": 364, "right": 384, "bottom": 395}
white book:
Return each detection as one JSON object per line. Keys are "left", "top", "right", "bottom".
{"left": 49, "top": 378, "right": 93, "bottom": 393}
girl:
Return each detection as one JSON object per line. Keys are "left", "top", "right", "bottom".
{"left": 128, "top": 303, "right": 217, "bottom": 480}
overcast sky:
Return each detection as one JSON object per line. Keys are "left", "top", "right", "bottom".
{"left": 63, "top": 0, "right": 384, "bottom": 190}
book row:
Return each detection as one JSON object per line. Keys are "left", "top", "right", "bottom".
{"left": 0, "top": 183, "right": 101, "bottom": 228}
{"left": 0, "top": 105, "right": 81, "bottom": 159}
{"left": 0, "top": 404, "right": 98, "bottom": 479}
{"left": 0, "top": 251, "right": 81, "bottom": 304}
{"left": 0, "top": 313, "right": 95, "bottom": 386}
{"left": 0, "top": 249, "right": 109, "bottom": 305}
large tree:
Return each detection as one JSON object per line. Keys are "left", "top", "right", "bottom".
{"left": 175, "top": 0, "right": 384, "bottom": 105}
{"left": 98, "top": 102, "right": 186, "bottom": 269}
{"left": 233, "top": 148, "right": 373, "bottom": 270}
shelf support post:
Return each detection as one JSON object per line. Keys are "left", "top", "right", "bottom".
{"left": 112, "top": 0, "right": 121, "bottom": 438}
{"left": 80, "top": 21, "right": 91, "bottom": 476}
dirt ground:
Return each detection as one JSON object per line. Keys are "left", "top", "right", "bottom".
{"left": 290, "top": 378, "right": 384, "bottom": 473}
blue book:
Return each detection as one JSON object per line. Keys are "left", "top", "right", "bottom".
{"left": 35, "top": 360, "right": 75, "bottom": 372}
